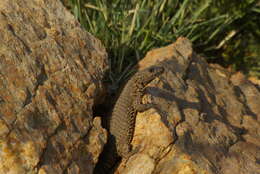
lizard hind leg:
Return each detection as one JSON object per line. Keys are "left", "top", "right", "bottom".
{"left": 119, "top": 143, "right": 131, "bottom": 158}
{"left": 120, "top": 143, "right": 141, "bottom": 159}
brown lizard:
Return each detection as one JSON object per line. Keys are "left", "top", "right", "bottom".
{"left": 94, "top": 66, "right": 164, "bottom": 174}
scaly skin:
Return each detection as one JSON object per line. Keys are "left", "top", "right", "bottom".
{"left": 94, "top": 66, "right": 164, "bottom": 174}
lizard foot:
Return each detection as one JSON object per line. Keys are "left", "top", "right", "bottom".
{"left": 135, "top": 103, "right": 154, "bottom": 112}
{"left": 121, "top": 145, "right": 141, "bottom": 159}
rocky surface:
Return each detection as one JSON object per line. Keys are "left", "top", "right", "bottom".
{"left": 0, "top": 0, "right": 259, "bottom": 173}
{"left": 114, "top": 38, "right": 260, "bottom": 174}
{"left": 0, "top": 0, "right": 108, "bottom": 174}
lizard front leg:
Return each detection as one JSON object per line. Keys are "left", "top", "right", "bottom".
{"left": 119, "top": 143, "right": 141, "bottom": 159}
{"left": 133, "top": 94, "right": 154, "bottom": 112}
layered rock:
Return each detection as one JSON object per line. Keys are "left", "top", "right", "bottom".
{"left": 115, "top": 38, "right": 260, "bottom": 174}
{"left": 0, "top": 0, "right": 108, "bottom": 173}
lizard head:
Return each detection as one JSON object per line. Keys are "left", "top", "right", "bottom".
{"left": 136, "top": 66, "right": 164, "bottom": 85}
{"left": 147, "top": 66, "right": 164, "bottom": 75}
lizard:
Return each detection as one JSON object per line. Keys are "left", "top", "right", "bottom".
{"left": 94, "top": 66, "right": 164, "bottom": 174}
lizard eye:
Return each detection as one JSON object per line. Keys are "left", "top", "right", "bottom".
{"left": 149, "top": 67, "right": 155, "bottom": 73}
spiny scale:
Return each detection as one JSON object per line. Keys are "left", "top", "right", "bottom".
{"left": 94, "top": 66, "right": 164, "bottom": 174}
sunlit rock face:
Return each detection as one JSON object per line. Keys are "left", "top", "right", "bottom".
{"left": 115, "top": 38, "right": 260, "bottom": 174}
{"left": 0, "top": 0, "right": 108, "bottom": 173}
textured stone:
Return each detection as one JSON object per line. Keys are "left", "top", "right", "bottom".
{"left": 119, "top": 154, "right": 155, "bottom": 174}
{"left": 131, "top": 109, "right": 174, "bottom": 158}
{"left": 113, "top": 38, "right": 260, "bottom": 174}
{"left": 0, "top": 0, "right": 108, "bottom": 173}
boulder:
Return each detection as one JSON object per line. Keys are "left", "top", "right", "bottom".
{"left": 115, "top": 38, "right": 260, "bottom": 174}
{"left": 0, "top": 0, "right": 108, "bottom": 173}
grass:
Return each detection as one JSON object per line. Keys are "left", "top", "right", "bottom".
{"left": 62, "top": 0, "right": 260, "bottom": 89}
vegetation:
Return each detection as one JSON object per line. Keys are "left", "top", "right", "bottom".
{"left": 62, "top": 0, "right": 260, "bottom": 88}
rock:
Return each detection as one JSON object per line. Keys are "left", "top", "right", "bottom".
{"left": 114, "top": 38, "right": 260, "bottom": 174}
{"left": 119, "top": 154, "right": 155, "bottom": 174}
{"left": 0, "top": 0, "right": 108, "bottom": 173}
{"left": 220, "top": 141, "right": 260, "bottom": 174}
